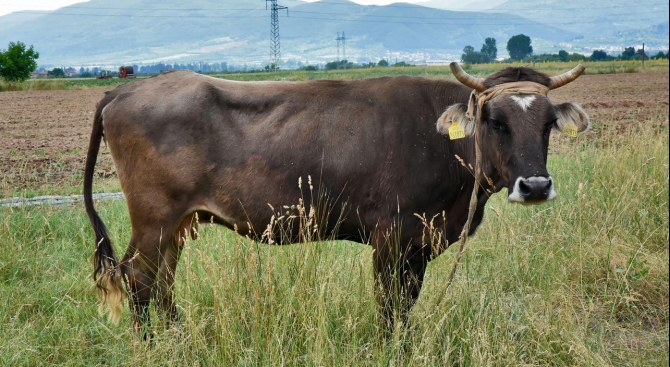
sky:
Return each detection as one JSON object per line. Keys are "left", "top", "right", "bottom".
{"left": 0, "top": 0, "right": 427, "bottom": 17}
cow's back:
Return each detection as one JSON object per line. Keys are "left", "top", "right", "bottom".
{"left": 100, "top": 70, "right": 473, "bottom": 241}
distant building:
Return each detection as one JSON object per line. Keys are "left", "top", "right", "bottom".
{"left": 30, "top": 71, "right": 48, "bottom": 79}
{"left": 159, "top": 67, "right": 175, "bottom": 74}
{"left": 425, "top": 59, "right": 452, "bottom": 66}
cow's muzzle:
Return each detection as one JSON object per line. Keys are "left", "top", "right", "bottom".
{"left": 508, "top": 176, "right": 557, "bottom": 205}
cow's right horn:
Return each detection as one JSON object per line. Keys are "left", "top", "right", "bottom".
{"left": 450, "top": 62, "right": 486, "bottom": 92}
{"left": 548, "top": 64, "right": 585, "bottom": 90}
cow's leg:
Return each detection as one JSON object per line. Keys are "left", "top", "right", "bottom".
{"left": 120, "top": 228, "right": 167, "bottom": 342}
{"left": 153, "top": 213, "right": 201, "bottom": 327}
{"left": 399, "top": 249, "right": 429, "bottom": 324}
{"left": 153, "top": 234, "right": 184, "bottom": 326}
{"left": 372, "top": 228, "right": 429, "bottom": 338}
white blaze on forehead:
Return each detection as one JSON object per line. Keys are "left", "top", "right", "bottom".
{"left": 510, "top": 95, "right": 536, "bottom": 112}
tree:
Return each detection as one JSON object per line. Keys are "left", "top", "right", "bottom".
{"left": 461, "top": 45, "right": 476, "bottom": 63}
{"left": 591, "top": 50, "right": 608, "bottom": 61}
{"left": 392, "top": 61, "right": 413, "bottom": 67}
{"left": 48, "top": 68, "right": 65, "bottom": 78}
{"left": 0, "top": 41, "right": 39, "bottom": 82}
{"left": 481, "top": 37, "right": 497, "bottom": 61}
{"left": 506, "top": 34, "right": 533, "bottom": 61}
{"left": 462, "top": 45, "right": 489, "bottom": 64}
{"left": 621, "top": 47, "right": 636, "bottom": 59}
{"left": 377, "top": 59, "right": 389, "bottom": 67}
{"left": 558, "top": 50, "right": 569, "bottom": 62}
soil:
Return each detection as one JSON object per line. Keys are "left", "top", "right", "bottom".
{"left": 550, "top": 72, "right": 669, "bottom": 131}
{"left": 1, "top": 72, "right": 668, "bottom": 193}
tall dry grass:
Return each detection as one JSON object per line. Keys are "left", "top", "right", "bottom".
{"left": 0, "top": 114, "right": 667, "bottom": 366}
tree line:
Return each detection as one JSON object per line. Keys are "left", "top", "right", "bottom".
{"left": 461, "top": 34, "right": 670, "bottom": 65}
{"left": 1, "top": 39, "right": 669, "bottom": 83}
{"left": 310, "top": 59, "right": 414, "bottom": 71}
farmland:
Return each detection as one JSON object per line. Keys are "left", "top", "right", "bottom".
{"left": 0, "top": 62, "right": 668, "bottom": 366}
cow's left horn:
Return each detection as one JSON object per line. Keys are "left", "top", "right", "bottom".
{"left": 548, "top": 64, "right": 585, "bottom": 90}
{"left": 450, "top": 62, "right": 486, "bottom": 92}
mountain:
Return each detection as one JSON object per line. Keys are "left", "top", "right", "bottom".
{"left": 0, "top": 10, "right": 46, "bottom": 34}
{"left": 490, "top": 0, "right": 669, "bottom": 37}
{"left": 418, "top": 0, "right": 507, "bottom": 11}
{"left": 570, "top": 20, "right": 670, "bottom": 52}
{"left": 0, "top": 0, "right": 580, "bottom": 67}
{"left": 461, "top": 0, "right": 508, "bottom": 11}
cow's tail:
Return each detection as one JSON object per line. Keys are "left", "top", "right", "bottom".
{"left": 84, "top": 100, "right": 125, "bottom": 324}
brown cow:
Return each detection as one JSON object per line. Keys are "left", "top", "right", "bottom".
{"left": 84, "top": 63, "right": 589, "bottom": 339}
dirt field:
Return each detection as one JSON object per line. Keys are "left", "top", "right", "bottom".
{"left": 0, "top": 72, "right": 668, "bottom": 194}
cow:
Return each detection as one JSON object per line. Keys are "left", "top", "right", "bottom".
{"left": 84, "top": 63, "right": 590, "bottom": 339}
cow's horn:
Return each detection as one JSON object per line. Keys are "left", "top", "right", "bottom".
{"left": 450, "top": 62, "right": 486, "bottom": 92}
{"left": 548, "top": 64, "right": 585, "bottom": 90}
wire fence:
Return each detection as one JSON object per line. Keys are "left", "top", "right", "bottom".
{"left": 0, "top": 192, "right": 124, "bottom": 208}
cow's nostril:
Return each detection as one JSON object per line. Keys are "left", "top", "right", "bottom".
{"left": 542, "top": 179, "right": 552, "bottom": 195}
{"left": 519, "top": 180, "right": 531, "bottom": 196}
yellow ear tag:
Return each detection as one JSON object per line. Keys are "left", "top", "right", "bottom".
{"left": 449, "top": 121, "right": 466, "bottom": 140}
{"left": 563, "top": 121, "right": 578, "bottom": 138}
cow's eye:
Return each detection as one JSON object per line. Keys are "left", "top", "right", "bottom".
{"left": 490, "top": 119, "right": 502, "bottom": 130}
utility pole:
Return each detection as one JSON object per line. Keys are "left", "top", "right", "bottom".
{"left": 336, "top": 32, "right": 346, "bottom": 70}
{"left": 266, "top": 0, "right": 289, "bottom": 72}
{"left": 336, "top": 32, "right": 340, "bottom": 70}
{"left": 642, "top": 43, "right": 645, "bottom": 68}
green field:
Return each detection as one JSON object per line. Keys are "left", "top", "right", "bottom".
{"left": 1, "top": 59, "right": 668, "bottom": 92}
{"left": 0, "top": 107, "right": 667, "bottom": 365}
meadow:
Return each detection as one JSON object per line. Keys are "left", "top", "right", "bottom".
{"left": 0, "top": 61, "right": 668, "bottom": 366}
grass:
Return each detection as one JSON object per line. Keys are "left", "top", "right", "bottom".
{"left": 0, "top": 77, "right": 134, "bottom": 92}
{"left": 214, "top": 60, "right": 669, "bottom": 82}
{"left": 1, "top": 59, "right": 668, "bottom": 91}
{"left": 0, "top": 112, "right": 667, "bottom": 365}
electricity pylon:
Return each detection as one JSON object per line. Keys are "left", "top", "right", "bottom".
{"left": 266, "top": 0, "right": 288, "bottom": 72}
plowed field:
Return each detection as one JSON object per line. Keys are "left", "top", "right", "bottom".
{"left": 1, "top": 72, "right": 668, "bottom": 194}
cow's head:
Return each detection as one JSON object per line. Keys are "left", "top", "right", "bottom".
{"left": 438, "top": 63, "right": 590, "bottom": 205}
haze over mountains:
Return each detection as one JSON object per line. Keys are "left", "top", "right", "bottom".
{"left": 0, "top": 0, "right": 667, "bottom": 68}
{"left": 491, "top": 0, "right": 668, "bottom": 37}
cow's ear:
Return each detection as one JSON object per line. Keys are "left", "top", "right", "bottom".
{"left": 437, "top": 103, "right": 475, "bottom": 137}
{"left": 554, "top": 102, "right": 590, "bottom": 135}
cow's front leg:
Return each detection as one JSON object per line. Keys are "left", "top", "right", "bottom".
{"left": 372, "top": 228, "right": 428, "bottom": 338}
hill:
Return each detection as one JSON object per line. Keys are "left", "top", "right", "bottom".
{"left": 570, "top": 20, "right": 670, "bottom": 53}
{"left": 0, "top": 0, "right": 580, "bottom": 67}
{"left": 491, "top": 0, "right": 669, "bottom": 37}
{"left": 418, "top": 0, "right": 507, "bottom": 11}
{"left": 0, "top": 11, "right": 46, "bottom": 33}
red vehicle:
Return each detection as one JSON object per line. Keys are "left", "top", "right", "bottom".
{"left": 96, "top": 70, "right": 114, "bottom": 79}
{"left": 118, "top": 66, "right": 136, "bottom": 78}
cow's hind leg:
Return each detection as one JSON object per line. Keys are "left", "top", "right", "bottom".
{"left": 121, "top": 225, "right": 176, "bottom": 341}
{"left": 153, "top": 213, "right": 201, "bottom": 328}
{"left": 154, "top": 235, "right": 186, "bottom": 326}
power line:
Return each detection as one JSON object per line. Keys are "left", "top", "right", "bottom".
{"left": 10, "top": 10, "right": 667, "bottom": 26}
{"left": 2, "top": 2, "right": 667, "bottom": 11}
{"left": 8, "top": 7, "right": 666, "bottom": 19}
